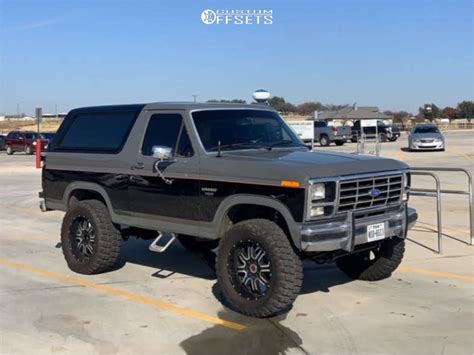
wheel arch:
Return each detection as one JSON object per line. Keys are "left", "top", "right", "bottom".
{"left": 212, "top": 194, "right": 301, "bottom": 248}
{"left": 63, "top": 182, "right": 117, "bottom": 221}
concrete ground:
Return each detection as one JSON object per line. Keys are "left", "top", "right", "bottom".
{"left": 0, "top": 131, "right": 472, "bottom": 355}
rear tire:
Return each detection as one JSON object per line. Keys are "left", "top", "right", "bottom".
{"left": 319, "top": 135, "right": 330, "bottom": 147}
{"left": 336, "top": 237, "right": 405, "bottom": 281}
{"left": 61, "top": 200, "right": 122, "bottom": 274}
{"left": 6, "top": 145, "right": 13, "bottom": 155}
{"left": 216, "top": 219, "right": 303, "bottom": 317}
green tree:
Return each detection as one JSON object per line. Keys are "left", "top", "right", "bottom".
{"left": 268, "top": 96, "right": 296, "bottom": 114}
{"left": 456, "top": 101, "right": 474, "bottom": 122}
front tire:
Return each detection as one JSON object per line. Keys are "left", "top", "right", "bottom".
{"left": 335, "top": 140, "right": 345, "bottom": 146}
{"left": 6, "top": 145, "right": 13, "bottom": 155}
{"left": 25, "top": 145, "right": 33, "bottom": 155}
{"left": 336, "top": 237, "right": 405, "bottom": 281}
{"left": 216, "top": 219, "right": 303, "bottom": 318}
{"left": 61, "top": 200, "right": 122, "bottom": 274}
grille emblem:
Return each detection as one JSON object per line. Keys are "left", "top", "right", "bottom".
{"left": 369, "top": 188, "right": 381, "bottom": 198}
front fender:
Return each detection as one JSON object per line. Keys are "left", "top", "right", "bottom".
{"left": 211, "top": 194, "right": 301, "bottom": 247}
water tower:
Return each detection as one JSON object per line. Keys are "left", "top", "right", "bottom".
{"left": 252, "top": 89, "right": 271, "bottom": 104}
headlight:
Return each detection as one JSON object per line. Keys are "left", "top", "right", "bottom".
{"left": 32, "top": 141, "right": 37, "bottom": 145}
{"left": 414, "top": 139, "right": 421, "bottom": 143}
{"left": 310, "top": 183, "right": 325, "bottom": 200}
{"left": 403, "top": 172, "right": 410, "bottom": 201}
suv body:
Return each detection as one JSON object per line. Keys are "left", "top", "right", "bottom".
{"left": 5, "top": 131, "right": 49, "bottom": 155}
{"left": 313, "top": 120, "right": 352, "bottom": 146}
{"left": 351, "top": 120, "right": 400, "bottom": 142}
{"left": 40, "top": 103, "right": 417, "bottom": 317}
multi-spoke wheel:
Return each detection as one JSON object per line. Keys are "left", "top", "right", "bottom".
{"left": 229, "top": 240, "right": 272, "bottom": 300}
{"left": 70, "top": 217, "right": 96, "bottom": 259}
{"left": 61, "top": 199, "right": 122, "bottom": 274}
{"left": 336, "top": 237, "right": 405, "bottom": 281}
{"left": 216, "top": 219, "right": 303, "bottom": 318}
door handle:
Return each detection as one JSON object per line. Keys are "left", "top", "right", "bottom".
{"left": 132, "top": 162, "right": 144, "bottom": 170}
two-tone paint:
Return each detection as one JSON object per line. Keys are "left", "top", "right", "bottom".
{"left": 42, "top": 102, "right": 413, "bottom": 249}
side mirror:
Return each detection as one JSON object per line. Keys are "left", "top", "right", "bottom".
{"left": 151, "top": 145, "right": 173, "bottom": 160}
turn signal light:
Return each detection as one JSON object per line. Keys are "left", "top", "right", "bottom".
{"left": 280, "top": 180, "right": 300, "bottom": 188}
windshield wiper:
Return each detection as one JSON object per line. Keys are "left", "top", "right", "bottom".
{"left": 266, "top": 140, "right": 295, "bottom": 150}
{"left": 208, "top": 142, "right": 267, "bottom": 152}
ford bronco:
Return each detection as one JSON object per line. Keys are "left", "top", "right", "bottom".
{"left": 40, "top": 103, "right": 417, "bottom": 317}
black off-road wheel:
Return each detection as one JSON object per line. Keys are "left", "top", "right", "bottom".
{"left": 61, "top": 200, "right": 122, "bottom": 274}
{"left": 216, "top": 219, "right": 303, "bottom": 318}
{"left": 178, "top": 235, "right": 219, "bottom": 253}
{"left": 336, "top": 237, "right": 405, "bottom": 281}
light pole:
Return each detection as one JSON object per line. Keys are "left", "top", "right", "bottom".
{"left": 192, "top": 95, "right": 198, "bottom": 103}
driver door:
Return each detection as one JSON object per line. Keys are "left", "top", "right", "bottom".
{"left": 128, "top": 112, "right": 200, "bottom": 221}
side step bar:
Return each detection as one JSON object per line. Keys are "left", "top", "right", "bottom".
{"left": 149, "top": 233, "right": 176, "bottom": 253}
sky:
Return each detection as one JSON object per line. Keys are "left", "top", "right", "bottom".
{"left": 0, "top": 0, "right": 473, "bottom": 115}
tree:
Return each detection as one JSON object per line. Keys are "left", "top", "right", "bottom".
{"left": 418, "top": 103, "right": 440, "bottom": 121}
{"left": 268, "top": 96, "right": 296, "bottom": 114}
{"left": 296, "top": 102, "right": 322, "bottom": 116}
{"left": 441, "top": 107, "right": 458, "bottom": 122}
{"left": 207, "top": 99, "right": 246, "bottom": 104}
{"left": 456, "top": 101, "right": 474, "bottom": 122}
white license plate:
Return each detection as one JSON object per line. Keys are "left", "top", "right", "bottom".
{"left": 367, "top": 223, "right": 385, "bottom": 242}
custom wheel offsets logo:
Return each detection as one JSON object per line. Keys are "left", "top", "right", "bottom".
{"left": 201, "top": 9, "right": 273, "bottom": 25}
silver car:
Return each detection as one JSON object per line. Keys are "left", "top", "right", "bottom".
{"left": 408, "top": 124, "right": 445, "bottom": 151}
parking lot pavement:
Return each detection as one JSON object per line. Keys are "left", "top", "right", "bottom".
{"left": 0, "top": 131, "right": 473, "bottom": 354}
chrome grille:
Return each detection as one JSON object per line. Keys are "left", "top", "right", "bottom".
{"left": 337, "top": 174, "right": 403, "bottom": 212}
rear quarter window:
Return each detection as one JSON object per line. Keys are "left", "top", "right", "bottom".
{"left": 54, "top": 110, "right": 139, "bottom": 153}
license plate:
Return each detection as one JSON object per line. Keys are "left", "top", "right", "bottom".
{"left": 367, "top": 223, "right": 385, "bottom": 242}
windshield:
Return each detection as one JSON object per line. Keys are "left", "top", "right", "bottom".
{"left": 192, "top": 109, "right": 305, "bottom": 152}
{"left": 414, "top": 126, "right": 439, "bottom": 134}
{"left": 25, "top": 133, "right": 46, "bottom": 139}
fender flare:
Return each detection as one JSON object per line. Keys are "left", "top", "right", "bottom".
{"left": 211, "top": 194, "right": 301, "bottom": 247}
{"left": 63, "top": 182, "right": 118, "bottom": 221}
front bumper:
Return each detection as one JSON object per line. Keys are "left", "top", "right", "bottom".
{"left": 410, "top": 141, "right": 444, "bottom": 150}
{"left": 299, "top": 204, "right": 417, "bottom": 252}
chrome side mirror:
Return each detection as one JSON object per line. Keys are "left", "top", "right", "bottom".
{"left": 151, "top": 145, "right": 173, "bottom": 160}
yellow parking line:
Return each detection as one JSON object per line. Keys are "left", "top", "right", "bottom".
{"left": 398, "top": 265, "right": 474, "bottom": 282}
{"left": 450, "top": 146, "right": 472, "bottom": 161}
{"left": 0, "top": 257, "right": 246, "bottom": 331}
{"left": 396, "top": 150, "right": 404, "bottom": 161}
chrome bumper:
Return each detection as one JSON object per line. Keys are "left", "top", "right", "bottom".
{"left": 300, "top": 204, "right": 417, "bottom": 252}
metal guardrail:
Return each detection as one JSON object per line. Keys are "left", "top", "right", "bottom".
{"left": 410, "top": 167, "right": 473, "bottom": 253}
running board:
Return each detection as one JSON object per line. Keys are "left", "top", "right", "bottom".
{"left": 149, "top": 233, "right": 176, "bottom": 253}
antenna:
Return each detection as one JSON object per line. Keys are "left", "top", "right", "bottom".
{"left": 217, "top": 140, "right": 222, "bottom": 157}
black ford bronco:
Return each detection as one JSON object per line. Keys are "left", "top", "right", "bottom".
{"left": 40, "top": 103, "right": 417, "bottom": 317}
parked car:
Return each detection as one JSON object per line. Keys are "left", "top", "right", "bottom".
{"left": 314, "top": 120, "right": 352, "bottom": 146}
{"left": 40, "top": 102, "right": 417, "bottom": 318}
{"left": 0, "top": 135, "right": 5, "bottom": 150}
{"left": 351, "top": 120, "right": 400, "bottom": 142}
{"left": 408, "top": 124, "right": 445, "bottom": 151}
{"left": 5, "top": 131, "right": 49, "bottom": 155}
{"left": 42, "top": 132, "right": 56, "bottom": 141}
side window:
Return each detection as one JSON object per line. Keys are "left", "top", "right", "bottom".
{"left": 141, "top": 114, "right": 183, "bottom": 156}
{"left": 176, "top": 127, "right": 194, "bottom": 157}
{"left": 58, "top": 111, "right": 138, "bottom": 153}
